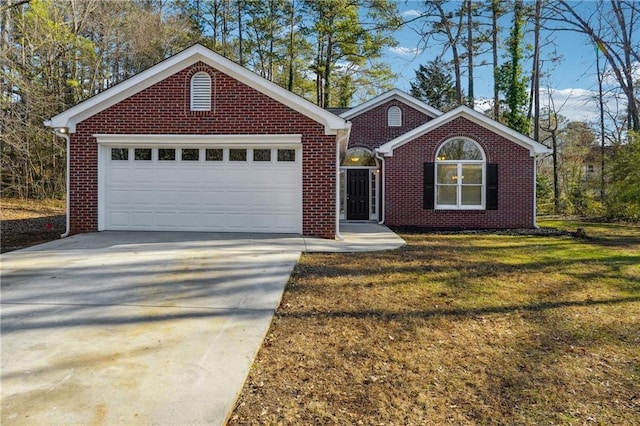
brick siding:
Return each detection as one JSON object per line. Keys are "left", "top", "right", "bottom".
{"left": 69, "top": 61, "right": 336, "bottom": 238}
{"left": 347, "top": 99, "right": 434, "bottom": 150}
{"left": 384, "top": 117, "right": 535, "bottom": 229}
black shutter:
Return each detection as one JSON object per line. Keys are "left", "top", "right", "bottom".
{"left": 423, "top": 162, "right": 435, "bottom": 209}
{"left": 486, "top": 164, "right": 498, "bottom": 210}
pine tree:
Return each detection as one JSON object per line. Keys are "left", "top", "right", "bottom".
{"left": 496, "top": 0, "right": 530, "bottom": 135}
{"left": 410, "top": 58, "right": 458, "bottom": 111}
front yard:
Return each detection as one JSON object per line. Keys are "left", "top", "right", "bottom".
{"left": 230, "top": 219, "right": 640, "bottom": 424}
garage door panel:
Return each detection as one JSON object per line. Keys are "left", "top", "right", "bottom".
{"left": 128, "top": 190, "right": 156, "bottom": 205}
{"left": 130, "top": 212, "right": 155, "bottom": 227}
{"left": 179, "top": 170, "right": 204, "bottom": 184}
{"left": 274, "top": 214, "right": 299, "bottom": 228}
{"left": 108, "top": 190, "right": 131, "bottom": 205}
{"left": 107, "top": 212, "right": 130, "bottom": 227}
{"left": 226, "top": 213, "right": 250, "bottom": 229}
{"left": 103, "top": 144, "right": 302, "bottom": 233}
{"left": 176, "top": 191, "right": 202, "bottom": 206}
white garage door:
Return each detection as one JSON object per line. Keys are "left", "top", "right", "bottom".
{"left": 99, "top": 142, "right": 302, "bottom": 233}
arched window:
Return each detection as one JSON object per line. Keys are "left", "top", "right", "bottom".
{"left": 190, "top": 72, "right": 211, "bottom": 111}
{"left": 435, "top": 138, "right": 485, "bottom": 209}
{"left": 341, "top": 147, "right": 377, "bottom": 166}
{"left": 387, "top": 106, "right": 402, "bottom": 127}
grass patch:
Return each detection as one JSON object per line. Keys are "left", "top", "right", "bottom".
{"left": 230, "top": 221, "right": 640, "bottom": 425}
{"left": 0, "top": 197, "right": 65, "bottom": 220}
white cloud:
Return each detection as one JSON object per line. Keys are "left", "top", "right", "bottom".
{"left": 402, "top": 9, "right": 422, "bottom": 18}
{"left": 389, "top": 46, "right": 422, "bottom": 56}
{"left": 601, "top": 61, "right": 640, "bottom": 86}
{"left": 474, "top": 87, "right": 627, "bottom": 125}
{"left": 540, "top": 87, "right": 627, "bottom": 123}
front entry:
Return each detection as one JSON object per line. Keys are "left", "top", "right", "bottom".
{"left": 346, "top": 169, "right": 370, "bottom": 220}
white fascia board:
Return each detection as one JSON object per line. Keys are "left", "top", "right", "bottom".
{"left": 94, "top": 133, "right": 302, "bottom": 146}
{"left": 377, "top": 105, "right": 552, "bottom": 157}
{"left": 47, "top": 44, "right": 348, "bottom": 135}
{"left": 340, "top": 89, "right": 443, "bottom": 120}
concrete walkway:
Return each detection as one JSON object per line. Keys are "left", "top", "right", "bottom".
{"left": 0, "top": 224, "right": 404, "bottom": 425}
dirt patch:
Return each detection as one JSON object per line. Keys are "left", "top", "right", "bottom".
{"left": 1, "top": 199, "right": 66, "bottom": 253}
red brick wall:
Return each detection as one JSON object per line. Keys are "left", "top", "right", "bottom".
{"left": 347, "top": 99, "right": 434, "bottom": 150}
{"left": 69, "top": 61, "right": 336, "bottom": 238}
{"left": 384, "top": 117, "right": 535, "bottom": 229}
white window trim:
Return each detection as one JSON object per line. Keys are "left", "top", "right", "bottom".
{"left": 190, "top": 72, "right": 212, "bottom": 111}
{"left": 388, "top": 106, "right": 402, "bottom": 127}
{"left": 94, "top": 134, "right": 302, "bottom": 147}
{"left": 435, "top": 138, "right": 486, "bottom": 210}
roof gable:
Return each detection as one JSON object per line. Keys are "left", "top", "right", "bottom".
{"left": 376, "top": 105, "right": 552, "bottom": 157}
{"left": 340, "top": 89, "right": 442, "bottom": 120}
{"left": 45, "top": 44, "right": 348, "bottom": 135}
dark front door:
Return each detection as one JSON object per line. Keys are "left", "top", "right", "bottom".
{"left": 347, "top": 169, "right": 369, "bottom": 220}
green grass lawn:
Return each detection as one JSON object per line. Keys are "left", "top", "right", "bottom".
{"left": 230, "top": 220, "right": 640, "bottom": 425}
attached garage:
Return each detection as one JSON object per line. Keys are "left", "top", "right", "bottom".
{"left": 45, "top": 44, "right": 350, "bottom": 239}
{"left": 97, "top": 135, "right": 302, "bottom": 233}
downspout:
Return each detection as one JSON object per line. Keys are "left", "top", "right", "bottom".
{"left": 374, "top": 150, "right": 385, "bottom": 225}
{"left": 335, "top": 133, "right": 344, "bottom": 240}
{"left": 533, "top": 154, "right": 540, "bottom": 229}
{"left": 54, "top": 128, "right": 71, "bottom": 238}
{"left": 335, "top": 125, "right": 351, "bottom": 240}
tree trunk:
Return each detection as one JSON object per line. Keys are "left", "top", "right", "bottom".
{"left": 491, "top": 0, "right": 500, "bottom": 119}
{"left": 466, "top": 0, "right": 474, "bottom": 108}
{"left": 556, "top": 0, "right": 639, "bottom": 131}
{"left": 531, "top": 0, "right": 541, "bottom": 141}
{"left": 237, "top": 0, "right": 243, "bottom": 65}
{"left": 552, "top": 130, "right": 559, "bottom": 214}
{"left": 323, "top": 35, "right": 333, "bottom": 108}
{"left": 287, "top": 0, "right": 295, "bottom": 92}
{"left": 596, "top": 45, "right": 606, "bottom": 200}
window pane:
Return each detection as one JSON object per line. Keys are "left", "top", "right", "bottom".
{"left": 182, "top": 148, "right": 199, "bottom": 161}
{"left": 437, "top": 139, "right": 482, "bottom": 160}
{"left": 111, "top": 148, "right": 128, "bottom": 160}
{"left": 206, "top": 149, "right": 223, "bottom": 161}
{"left": 342, "top": 147, "right": 376, "bottom": 166}
{"left": 370, "top": 171, "right": 376, "bottom": 215}
{"left": 277, "top": 149, "right": 295, "bottom": 162}
{"left": 158, "top": 148, "right": 176, "bottom": 161}
{"left": 437, "top": 185, "right": 457, "bottom": 205}
{"left": 339, "top": 171, "right": 345, "bottom": 215}
{"left": 134, "top": 148, "right": 152, "bottom": 161}
{"left": 253, "top": 149, "right": 271, "bottom": 161}
{"left": 437, "top": 164, "right": 458, "bottom": 183}
{"left": 229, "top": 149, "right": 247, "bottom": 161}
{"left": 461, "top": 186, "right": 482, "bottom": 205}
{"left": 462, "top": 164, "right": 482, "bottom": 184}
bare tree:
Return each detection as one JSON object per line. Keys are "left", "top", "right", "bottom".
{"left": 548, "top": 1, "right": 640, "bottom": 131}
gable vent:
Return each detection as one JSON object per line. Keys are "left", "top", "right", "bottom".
{"left": 190, "top": 72, "right": 211, "bottom": 111}
{"left": 388, "top": 105, "right": 402, "bottom": 127}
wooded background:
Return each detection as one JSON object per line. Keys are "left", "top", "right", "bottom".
{"left": 1, "top": 0, "right": 638, "bottom": 220}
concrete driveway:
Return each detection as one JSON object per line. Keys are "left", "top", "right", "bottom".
{"left": 1, "top": 232, "right": 305, "bottom": 425}
{"left": 1, "top": 226, "right": 405, "bottom": 425}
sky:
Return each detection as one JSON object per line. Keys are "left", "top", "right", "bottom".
{"left": 381, "top": 1, "right": 639, "bottom": 126}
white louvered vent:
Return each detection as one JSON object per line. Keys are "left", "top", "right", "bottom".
{"left": 387, "top": 106, "right": 402, "bottom": 127}
{"left": 190, "top": 72, "right": 211, "bottom": 111}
